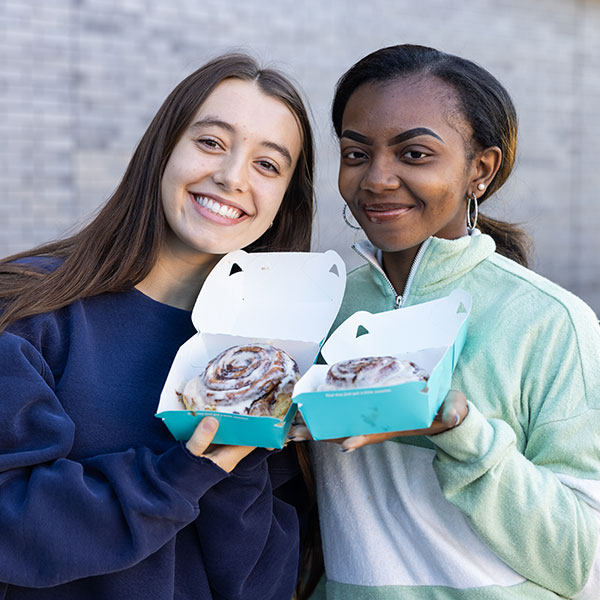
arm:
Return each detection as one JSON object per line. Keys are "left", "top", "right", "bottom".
{"left": 0, "top": 331, "right": 229, "bottom": 587}
{"left": 429, "top": 308, "right": 600, "bottom": 599}
{"left": 195, "top": 447, "right": 304, "bottom": 600}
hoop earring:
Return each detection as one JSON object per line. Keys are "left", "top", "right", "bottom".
{"left": 467, "top": 192, "right": 479, "bottom": 232}
{"left": 343, "top": 204, "right": 361, "bottom": 230}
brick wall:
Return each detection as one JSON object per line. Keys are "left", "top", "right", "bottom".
{"left": 2, "top": 0, "right": 599, "bottom": 311}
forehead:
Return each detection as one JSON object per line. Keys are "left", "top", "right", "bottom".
{"left": 193, "top": 78, "right": 302, "bottom": 145}
{"left": 342, "top": 75, "right": 468, "bottom": 139}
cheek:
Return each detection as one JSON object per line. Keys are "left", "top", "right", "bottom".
{"left": 163, "top": 144, "right": 204, "bottom": 182}
{"left": 337, "top": 167, "right": 355, "bottom": 200}
{"left": 160, "top": 156, "right": 184, "bottom": 195}
{"left": 160, "top": 166, "right": 180, "bottom": 213}
{"left": 410, "top": 169, "right": 464, "bottom": 205}
{"left": 266, "top": 189, "right": 287, "bottom": 219}
{"left": 257, "top": 178, "right": 291, "bottom": 218}
{"left": 425, "top": 189, "right": 467, "bottom": 226}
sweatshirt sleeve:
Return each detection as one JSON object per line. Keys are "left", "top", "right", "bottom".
{"left": 0, "top": 331, "right": 229, "bottom": 587}
{"left": 194, "top": 447, "right": 303, "bottom": 600}
{"left": 429, "top": 302, "right": 600, "bottom": 599}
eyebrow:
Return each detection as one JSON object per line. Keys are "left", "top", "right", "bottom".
{"left": 190, "top": 117, "right": 293, "bottom": 167}
{"left": 340, "top": 126, "right": 444, "bottom": 146}
{"left": 261, "top": 141, "right": 293, "bottom": 167}
{"left": 191, "top": 117, "right": 234, "bottom": 133}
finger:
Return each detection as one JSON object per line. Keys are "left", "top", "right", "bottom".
{"left": 341, "top": 430, "right": 406, "bottom": 452}
{"left": 185, "top": 416, "right": 219, "bottom": 456}
{"left": 440, "top": 390, "right": 468, "bottom": 428}
{"left": 291, "top": 413, "right": 306, "bottom": 426}
{"left": 340, "top": 419, "right": 455, "bottom": 450}
{"left": 287, "top": 425, "right": 313, "bottom": 442}
{"left": 340, "top": 435, "right": 366, "bottom": 452}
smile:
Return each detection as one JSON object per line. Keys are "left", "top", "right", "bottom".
{"left": 362, "top": 203, "right": 415, "bottom": 222}
{"left": 192, "top": 194, "right": 244, "bottom": 219}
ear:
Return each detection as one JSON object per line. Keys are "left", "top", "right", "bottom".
{"left": 470, "top": 146, "right": 502, "bottom": 197}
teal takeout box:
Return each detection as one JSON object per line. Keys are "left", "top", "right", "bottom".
{"left": 156, "top": 249, "right": 346, "bottom": 448}
{"left": 292, "top": 289, "right": 471, "bottom": 440}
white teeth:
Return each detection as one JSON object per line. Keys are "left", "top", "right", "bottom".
{"left": 194, "top": 195, "right": 242, "bottom": 219}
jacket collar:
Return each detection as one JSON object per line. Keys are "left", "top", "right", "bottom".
{"left": 353, "top": 231, "right": 496, "bottom": 299}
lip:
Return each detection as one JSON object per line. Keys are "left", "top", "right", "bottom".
{"left": 360, "top": 202, "right": 416, "bottom": 223}
{"left": 189, "top": 192, "right": 250, "bottom": 225}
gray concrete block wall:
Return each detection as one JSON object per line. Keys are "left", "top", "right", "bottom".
{"left": 1, "top": 0, "right": 600, "bottom": 311}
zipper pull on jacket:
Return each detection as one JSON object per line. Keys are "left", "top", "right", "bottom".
{"left": 352, "top": 238, "right": 432, "bottom": 309}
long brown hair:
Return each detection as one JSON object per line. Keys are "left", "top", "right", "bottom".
{"left": 332, "top": 44, "right": 532, "bottom": 266}
{"left": 0, "top": 53, "right": 315, "bottom": 332}
{"left": 294, "top": 442, "right": 324, "bottom": 600}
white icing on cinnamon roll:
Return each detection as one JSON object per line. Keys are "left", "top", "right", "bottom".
{"left": 181, "top": 344, "right": 300, "bottom": 418}
{"left": 321, "top": 356, "right": 428, "bottom": 391}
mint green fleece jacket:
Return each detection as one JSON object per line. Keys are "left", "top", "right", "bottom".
{"left": 310, "top": 233, "right": 600, "bottom": 599}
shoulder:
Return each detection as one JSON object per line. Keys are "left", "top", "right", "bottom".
{"left": 4, "top": 304, "right": 73, "bottom": 361}
{"left": 481, "top": 252, "right": 598, "bottom": 328}
{"left": 470, "top": 252, "right": 600, "bottom": 392}
{"left": 3, "top": 254, "right": 64, "bottom": 274}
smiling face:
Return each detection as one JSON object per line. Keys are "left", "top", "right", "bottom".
{"left": 338, "top": 75, "right": 478, "bottom": 258}
{"left": 160, "top": 78, "right": 303, "bottom": 259}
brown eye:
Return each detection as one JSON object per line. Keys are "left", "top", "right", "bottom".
{"left": 256, "top": 160, "right": 280, "bottom": 174}
{"left": 403, "top": 150, "right": 427, "bottom": 160}
{"left": 196, "top": 138, "right": 222, "bottom": 150}
{"left": 344, "top": 150, "right": 368, "bottom": 161}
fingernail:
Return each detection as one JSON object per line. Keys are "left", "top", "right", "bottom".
{"left": 287, "top": 435, "right": 296, "bottom": 441}
{"left": 341, "top": 446, "right": 356, "bottom": 453}
{"left": 201, "top": 417, "right": 218, "bottom": 432}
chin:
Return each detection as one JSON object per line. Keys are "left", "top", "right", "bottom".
{"left": 364, "top": 232, "right": 419, "bottom": 254}
{"left": 184, "top": 231, "right": 254, "bottom": 256}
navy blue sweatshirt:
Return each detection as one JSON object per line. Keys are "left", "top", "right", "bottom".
{"left": 0, "top": 287, "right": 306, "bottom": 599}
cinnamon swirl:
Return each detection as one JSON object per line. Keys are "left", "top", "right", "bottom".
{"left": 322, "top": 356, "right": 428, "bottom": 390}
{"left": 180, "top": 344, "right": 300, "bottom": 418}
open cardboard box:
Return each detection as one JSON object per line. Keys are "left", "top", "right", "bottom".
{"left": 156, "top": 249, "right": 346, "bottom": 448}
{"left": 292, "top": 289, "right": 471, "bottom": 440}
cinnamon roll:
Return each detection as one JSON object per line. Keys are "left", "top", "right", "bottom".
{"left": 180, "top": 344, "right": 300, "bottom": 418}
{"left": 321, "top": 356, "right": 428, "bottom": 391}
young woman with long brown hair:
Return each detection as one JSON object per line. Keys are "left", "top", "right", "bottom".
{"left": 0, "top": 53, "right": 315, "bottom": 600}
{"left": 293, "top": 44, "right": 600, "bottom": 599}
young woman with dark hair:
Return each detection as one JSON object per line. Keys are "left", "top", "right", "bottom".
{"left": 0, "top": 53, "right": 315, "bottom": 600}
{"left": 294, "top": 44, "right": 600, "bottom": 599}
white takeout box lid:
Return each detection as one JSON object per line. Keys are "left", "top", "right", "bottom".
{"left": 320, "top": 288, "right": 471, "bottom": 364}
{"left": 192, "top": 249, "right": 345, "bottom": 346}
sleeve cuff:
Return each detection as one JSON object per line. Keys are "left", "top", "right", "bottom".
{"left": 155, "top": 442, "right": 229, "bottom": 501}
{"left": 230, "top": 448, "right": 280, "bottom": 477}
{"left": 427, "top": 400, "right": 497, "bottom": 462}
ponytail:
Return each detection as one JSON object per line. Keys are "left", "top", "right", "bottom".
{"left": 477, "top": 214, "right": 532, "bottom": 267}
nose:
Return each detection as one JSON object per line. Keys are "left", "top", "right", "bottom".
{"left": 212, "top": 153, "right": 249, "bottom": 193}
{"left": 361, "top": 155, "right": 401, "bottom": 194}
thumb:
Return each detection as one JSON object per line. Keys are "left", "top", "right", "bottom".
{"left": 440, "top": 390, "right": 468, "bottom": 428}
{"left": 186, "top": 416, "right": 219, "bottom": 456}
